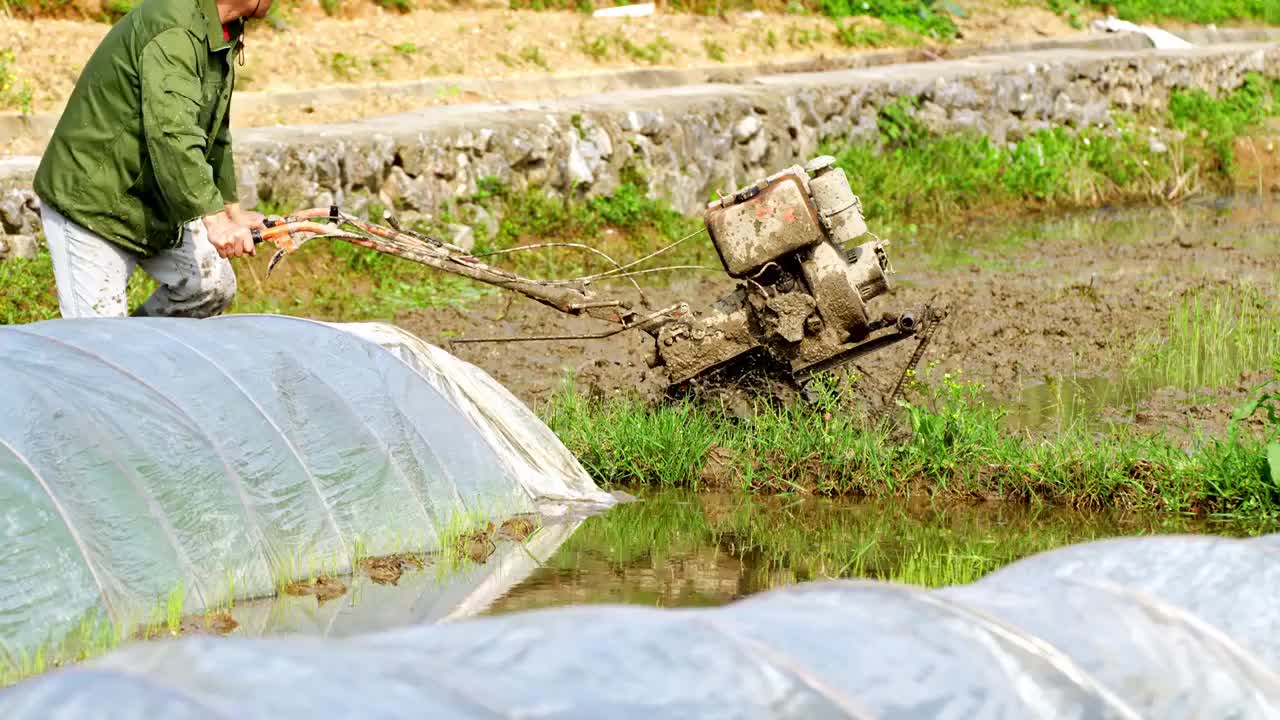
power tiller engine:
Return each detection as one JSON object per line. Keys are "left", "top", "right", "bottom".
{"left": 256, "top": 155, "right": 934, "bottom": 398}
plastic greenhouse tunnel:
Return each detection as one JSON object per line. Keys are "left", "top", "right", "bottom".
{"left": 0, "top": 316, "right": 616, "bottom": 680}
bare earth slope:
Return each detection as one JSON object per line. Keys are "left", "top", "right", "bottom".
{"left": 0, "top": 2, "right": 1079, "bottom": 122}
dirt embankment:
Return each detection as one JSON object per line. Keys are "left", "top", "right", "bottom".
{"left": 0, "top": 3, "right": 1081, "bottom": 121}
{"left": 400, "top": 199, "right": 1280, "bottom": 438}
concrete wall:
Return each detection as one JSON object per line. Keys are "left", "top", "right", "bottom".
{"left": 2, "top": 41, "right": 1278, "bottom": 253}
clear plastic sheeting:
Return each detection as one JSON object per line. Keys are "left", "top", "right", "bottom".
{"left": 0, "top": 317, "right": 611, "bottom": 672}
{"left": 229, "top": 517, "right": 586, "bottom": 638}
{"left": 325, "top": 321, "right": 616, "bottom": 512}
{"left": 4, "top": 534, "right": 1280, "bottom": 718}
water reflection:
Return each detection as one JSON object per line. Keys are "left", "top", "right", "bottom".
{"left": 485, "top": 489, "right": 1275, "bottom": 616}
{"left": 227, "top": 519, "right": 585, "bottom": 637}
{"left": 219, "top": 489, "right": 1277, "bottom": 636}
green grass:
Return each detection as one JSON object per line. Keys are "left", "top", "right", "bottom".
{"left": 829, "top": 75, "right": 1280, "bottom": 227}
{"left": 327, "top": 51, "right": 361, "bottom": 79}
{"left": 819, "top": 0, "right": 957, "bottom": 39}
{"left": 1129, "top": 283, "right": 1280, "bottom": 392}
{"left": 543, "top": 369, "right": 1280, "bottom": 518}
{"left": 702, "top": 38, "right": 727, "bottom": 62}
{"left": 1235, "top": 357, "right": 1280, "bottom": 485}
{"left": 0, "top": 48, "right": 33, "bottom": 115}
{"left": 1083, "top": 0, "right": 1280, "bottom": 25}
{"left": 1169, "top": 73, "right": 1280, "bottom": 175}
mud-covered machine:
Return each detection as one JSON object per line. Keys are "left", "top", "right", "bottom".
{"left": 260, "top": 156, "right": 937, "bottom": 397}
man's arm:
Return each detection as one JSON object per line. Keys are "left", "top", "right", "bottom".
{"left": 140, "top": 30, "right": 252, "bottom": 258}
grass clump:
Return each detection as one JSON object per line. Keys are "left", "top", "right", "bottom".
{"left": 1169, "top": 73, "right": 1280, "bottom": 175}
{"left": 543, "top": 372, "right": 1280, "bottom": 518}
{"left": 1129, "top": 283, "right": 1280, "bottom": 393}
{"left": 480, "top": 181, "right": 701, "bottom": 253}
{"left": 830, "top": 74, "right": 1280, "bottom": 226}
{"left": 819, "top": 0, "right": 957, "bottom": 39}
{"left": 702, "top": 38, "right": 727, "bottom": 62}
{"left": 326, "top": 51, "right": 363, "bottom": 79}
{"left": 569, "top": 31, "right": 674, "bottom": 64}
{"left": 1234, "top": 358, "right": 1280, "bottom": 486}
{"left": 0, "top": 48, "right": 34, "bottom": 115}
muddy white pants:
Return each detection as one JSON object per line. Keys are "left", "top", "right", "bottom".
{"left": 40, "top": 203, "right": 237, "bottom": 319}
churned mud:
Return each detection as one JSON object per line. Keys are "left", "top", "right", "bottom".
{"left": 401, "top": 199, "right": 1280, "bottom": 436}
{"left": 283, "top": 576, "right": 350, "bottom": 604}
{"left": 499, "top": 516, "right": 540, "bottom": 542}
{"left": 359, "top": 553, "right": 428, "bottom": 586}
{"left": 180, "top": 611, "right": 241, "bottom": 636}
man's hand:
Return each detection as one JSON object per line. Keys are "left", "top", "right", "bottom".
{"left": 226, "top": 203, "right": 266, "bottom": 230}
{"left": 203, "top": 211, "right": 255, "bottom": 259}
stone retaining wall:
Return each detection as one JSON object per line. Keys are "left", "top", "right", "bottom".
{"left": 2, "top": 42, "right": 1278, "bottom": 253}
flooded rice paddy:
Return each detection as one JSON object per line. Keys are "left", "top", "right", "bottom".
{"left": 218, "top": 489, "right": 1274, "bottom": 638}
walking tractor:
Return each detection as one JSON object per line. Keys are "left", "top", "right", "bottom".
{"left": 257, "top": 155, "right": 945, "bottom": 401}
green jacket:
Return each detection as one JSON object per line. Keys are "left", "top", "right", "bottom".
{"left": 34, "top": 0, "right": 242, "bottom": 256}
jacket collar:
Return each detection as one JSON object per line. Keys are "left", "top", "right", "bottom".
{"left": 201, "top": 0, "right": 243, "bottom": 52}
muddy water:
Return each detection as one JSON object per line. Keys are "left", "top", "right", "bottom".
{"left": 208, "top": 489, "right": 1273, "bottom": 640}
{"left": 482, "top": 490, "right": 1272, "bottom": 616}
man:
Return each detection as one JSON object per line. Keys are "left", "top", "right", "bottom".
{"left": 33, "top": 0, "right": 273, "bottom": 318}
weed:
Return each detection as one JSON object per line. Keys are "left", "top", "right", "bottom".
{"left": 435, "top": 83, "right": 462, "bottom": 99}
{"left": 618, "top": 35, "right": 674, "bottom": 65}
{"left": 702, "top": 38, "right": 726, "bottom": 63}
{"left": 0, "top": 48, "right": 34, "bottom": 115}
{"left": 818, "top": 0, "right": 957, "bottom": 40}
{"left": 264, "top": 0, "right": 294, "bottom": 30}
{"left": 0, "top": 252, "right": 57, "bottom": 323}
{"left": 1232, "top": 358, "right": 1280, "bottom": 485}
{"left": 1169, "top": 73, "right": 1280, "bottom": 175}
{"left": 319, "top": 0, "right": 342, "bottom": 14}
{"left": 327, "top": 51, "right": 360, "bottom": 79}
{"left": 519, "top": 46, "right": 551, "bottom": 70}
{"left": 835, "top": 21, "right": 888, "bottom": 47}
{"left": 101, "top": 0, "right": 132, "bottom": 20}
{"left": 374, "top": 0, "right": 412, "bottom": 11}
{"left": 392, "top": 42, "right": 418, "bottom": 55}
{"left": 576, "top": 31, "right": 611, "bottom": 61}
{"left": 163, "top": 583, "right": 185, "bottom": 636}
{"left": 785, "top": 24, "right": 823, "bottom": 48}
